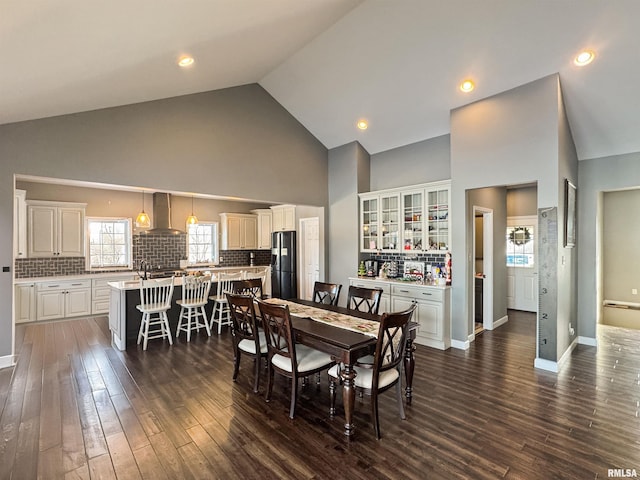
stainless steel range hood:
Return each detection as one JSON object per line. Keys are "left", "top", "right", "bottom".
{"left": 138, "top": 192, "right": 186, "bottom": 235}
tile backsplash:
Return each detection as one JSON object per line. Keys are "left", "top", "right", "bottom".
{"left": 15, "top": 233, "right": 272, "bottom": 278}
{"left": 360, "top": 251, "right": 448, "bottom": 277}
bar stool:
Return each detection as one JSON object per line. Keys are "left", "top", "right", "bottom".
{"left": 176, "top": 275, "right": 212, "bottom": 342}
{"left": 136, "top": 277, "right": 175, "bottom": 350}
{"left": 210, "top": 271, "right": 243, "bottom": 334}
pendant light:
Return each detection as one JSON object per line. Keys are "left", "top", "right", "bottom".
{"left": 186, "top": 196, "right": 198, "bottom": 225}
{"left": 135, "top": 191, "right": 150, "bottom": 228}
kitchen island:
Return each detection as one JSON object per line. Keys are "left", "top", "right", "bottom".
{"left": 108, "top": 265, "right": 270, "bottom": 350}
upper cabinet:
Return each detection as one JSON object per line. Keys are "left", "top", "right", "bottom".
{"left": 27, "top": 200, "right": 86, "bottom": 257}
{"left": 251, "top": 209, "right": 273, "bottom": 250}
{"left": 271, "top": 204, "right": 296, "bottom": 232}
{"left": 14, "top": 189, "right": 27, "bottom": 258}
{"left": 220, "top": 213, "right": 258, "bottom": 250}
{"left": 359, "top": 180, "right": 450, "bottom": 254}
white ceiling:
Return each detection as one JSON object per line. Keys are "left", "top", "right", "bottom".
{"left": 3, "top": 0, "right": 639, "bottom": 160}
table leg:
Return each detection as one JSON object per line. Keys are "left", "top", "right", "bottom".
{"left": 340, "top": 363, "right": 356, "bottom": 437}
{"left": 404, "top": 337, "right": 415, "bottom": 405}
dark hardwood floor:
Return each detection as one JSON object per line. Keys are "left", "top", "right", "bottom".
{"left": 1, "top": 310, "right": 639, "bottom": 479}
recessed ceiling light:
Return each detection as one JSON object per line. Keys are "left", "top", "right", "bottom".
{"left": 178, "top": 56, "right": 195, "bottom": 67}
{"left": 460, "top": 79, "right": 475, "bottom": 93}
{"left": 356, "top": 120, "right": 368, "bottom": 130}
{"left": 574, "top": 50, "right": 595, "bottom": 66}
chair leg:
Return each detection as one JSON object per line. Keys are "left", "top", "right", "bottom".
{"left": 176, "top": 307, "right": 184, "bottom": 339}
{"left": 137, "top": 313, "right": 145, "bottom": 345}
{"left": 289, "top": 376, "right": 299, "bottom": 419}
{"left": 163, "top": 312, "right": 173, "bottom": 346}
{"left": 372, "top": 392, "right": 381, "bottom": 440}
{"left": 143, "top": 314, "right": 150, "bottom": 350}
{"left": 202, "top": 306, "right": 211, "bottom": 336}
{"left": 396, "top": 378, "right": 406, "bottom": 420}
{"left": 186, "top": 309, "right": 192, "bottom": 342}
{"left": 265, "top": 363, "right": 274, "bottom": 403}
{"left": 233, "top": 349, "right": 241, "bottom": 381}
{"left": 253, "top": 354, "right": 261, "bottom": 393}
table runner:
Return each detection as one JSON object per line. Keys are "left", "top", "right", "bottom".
{"left": 264, "top": 298, "right": 379, "bottom": 338}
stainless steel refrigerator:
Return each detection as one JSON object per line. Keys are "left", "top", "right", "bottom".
{"left": 271, "top": 231, "right": 297, "bottom": 299}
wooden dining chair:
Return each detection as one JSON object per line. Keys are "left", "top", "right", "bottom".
{"left": 232, "top": 278, "right": 263, "bottom": 299}
{"left": 346, "top": 285, "right": 384, "bottom": 315}
{"left": 256, "top": 299, "right": 335, "bottom": 419}
{"left": 227, "top": 293, "right": 267, "bottom": 393}
{"left": 312, "top": 281, "right": 342, "bottom": 306}
{"left": 328, "top": 303, "right": 416, "bottom": 439}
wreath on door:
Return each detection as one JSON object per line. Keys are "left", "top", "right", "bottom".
{"left": 509, "top": 226, "right": 531, "bottom": 246}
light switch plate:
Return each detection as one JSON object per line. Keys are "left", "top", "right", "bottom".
{"left": 632, "top": 289, "right": 638, "bottom": 295}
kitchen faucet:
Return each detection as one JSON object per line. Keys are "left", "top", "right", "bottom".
{"left": 138, "top": 260, "right": 149, "bottom": 280}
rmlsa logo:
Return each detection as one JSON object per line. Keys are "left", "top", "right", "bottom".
{"left": 609, "top": 469, "right": 638, "bottom": 478}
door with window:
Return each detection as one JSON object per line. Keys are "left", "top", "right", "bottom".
{"left": 506, "top": 216, "right": 537, "bottom": 312}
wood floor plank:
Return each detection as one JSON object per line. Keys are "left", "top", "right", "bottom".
{"left": 5, "top": 313, "right": 640, "bottom": 479}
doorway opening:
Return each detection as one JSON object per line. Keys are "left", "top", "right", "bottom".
{"left": 299, "top": 217, "right": 320, "bottom": 301}
{"left": 473, "top": 206, "right": 494, "bottom": 334}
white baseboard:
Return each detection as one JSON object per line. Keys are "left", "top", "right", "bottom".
{"left": 534, "top": 357, "right": 558, "bottom": 372}
{"left": 0, "top": 354, "right": 15, "bottom": 370}
{"left": 492, "top": 315, "right": 509, "bottom": 329}
{"left": 578, "top": 336, "right": 597, "bottom": 347}
{"left": 534, "top": 337, "right": 578, "bottom": 373}
{"left": 451, "top": 338, "right": 470, "bottom": 350}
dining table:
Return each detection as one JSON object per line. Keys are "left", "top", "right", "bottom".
{"left": 265, "top": 298, "right": 417, "bottom": 437}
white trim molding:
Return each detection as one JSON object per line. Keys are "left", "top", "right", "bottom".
{"left": 487, "top": 315, "right": 508, "bottom": 330}
{"left": 452, "top": 338, "right": 470, "bottom": 350}
{"left": 578, "top": 336, "right": 597, "bottom": 347}
{"left": 534, "top": 337, "right": 578, "bottom": 373}
{"left": 0, "top": 354, "right": 15, "bottom": 370}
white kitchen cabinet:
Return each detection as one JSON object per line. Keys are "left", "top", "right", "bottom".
{"left": 390, "top": 283, "right": 450, "bottom": 350}
{"left": 15, "top": 283, "right": 36, "bottom": 323}
{"left": 349, "top": 277, "right": 450, "bottom": 350}
{"left": 220, "top": 213, "right": 258, "bottom": 250}
{"left": 92, "top": 275, "right": 135, "bottom": 314}
{"left": 271, "top": 205, "right": 296, "bottom": 231}
{"left": 36, "top": 279, "right": 92, "bottom": 321}
{"left": 358, "top": 180, "right": 450, "bottom": 254}
{"left": 359, "top": 192, "right": 401, "bottom": 253}
{"left": 14, "top": 189, "right": 27, "bottom": 258}
{"left": 251, "top": 209, "right": 273, "bottom": 249}
{"left": 27, "top": 200, "right": 86, "bottom": 257}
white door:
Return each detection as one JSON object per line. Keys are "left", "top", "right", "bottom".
{"left": 506, "top": 216, "right": 538, "bottom": 312}
{"left": 301, "top": 217, "right": 320, "bottom": 300}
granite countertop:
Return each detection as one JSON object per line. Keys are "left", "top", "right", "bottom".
{"left": 15, "top": 264, "right": 270, "bottom": 285}
{"left": 349, "top": 276, "right": 450, "bottom": 289}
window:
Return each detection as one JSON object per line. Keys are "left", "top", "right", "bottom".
{"left": 187, "top": 222, "right": 218, "bottom": 265}
{"left": 506, "top": 225, "right": 535, "bottom": 268}
{"left": 87, "top": 218, "right": 132, "bottom": 269}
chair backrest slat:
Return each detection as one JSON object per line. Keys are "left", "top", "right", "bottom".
{"left": 257, "top": 300, "right": 296, "bottom": 368}
{"left": 312, "top": 282, "right": 342, "bottom": 306}
{"left": 347, "top": 285, "right": 383, "bottom": 314}
{"left": 216, "top": 271, "right": 243, "bottom": 297}
{"left": 227, "top": 293, "right": 260, "bottom": 342}
{"left": 232, "top": 278, "right": 263, "bottom": 299}
{"left": 181, "top": 275, "right": 212, "bottom": 304}
{"left": 139, "top": 277, "right": 175, "bottom": 309}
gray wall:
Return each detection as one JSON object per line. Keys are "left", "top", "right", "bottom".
{"left": 328, "top": 142, "right": 370, "bottom": 307}
{"left": 578, "top": 153, "right": 640, "bottom": 338}
{"left": 602, "top": 189, "right": 640, "bottom": 328}
{"left": 370, "top": 134, "right": 451, "bottom": 191}
{"left": 0, "top": 83, "right": 328, "bottom": 361}
{"left": 507, "top": 186, "right": 537, "bottom": 217}
{"left": 17, "top": 181, "right": 270, "bottom": 228}
{"left": 450, "top": 74, "right": 562, "bottom": 351}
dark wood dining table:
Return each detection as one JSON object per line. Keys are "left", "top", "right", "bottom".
{"left": 287, "top": 298, "right": 417, "bottom": 437}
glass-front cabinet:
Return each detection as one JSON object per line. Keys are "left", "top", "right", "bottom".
{"left": 402, "top": 190, "right": 424, "bottom": 251}
{"left": 359, "top": 180, "right": 450, "bottom": 253}
{"left": 360, "top": 193, "right": 400, "bottom": 252}
{"left": 426, "top": 186, "right": 449, "bottom": 251}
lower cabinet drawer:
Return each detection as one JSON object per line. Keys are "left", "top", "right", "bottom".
{"left": 391, "top": 284, "right": 443, "bottom": 302}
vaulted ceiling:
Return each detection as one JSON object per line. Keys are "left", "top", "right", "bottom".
{"left": 3, "top": 0, "right": 639, "bottom": 160}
